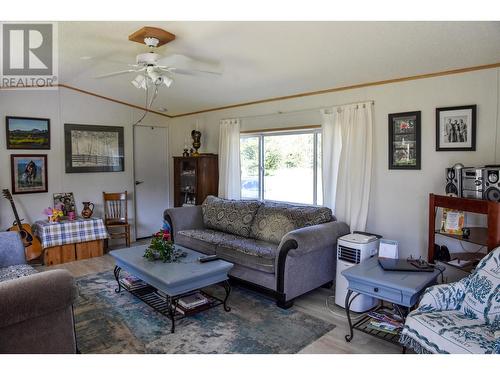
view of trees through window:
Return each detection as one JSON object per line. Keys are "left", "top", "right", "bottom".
{"left": 240, "top": 137, "right": 259, "bottom": 199}
{"left": 240, "top": 130, "right": 322, "bottom": 205}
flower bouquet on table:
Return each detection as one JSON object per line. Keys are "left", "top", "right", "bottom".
{"left": 143, "top": 229, "right": 187, "bottom": 263}
{"left": 43, "top": 204, "right": 64, "bottom": 223}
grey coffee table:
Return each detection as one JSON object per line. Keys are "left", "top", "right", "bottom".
{"left": 110, "top": 244, "right": 234, "bottom": 333}
{"left": 341, "top": 257, "right": 441, "bottom": 346}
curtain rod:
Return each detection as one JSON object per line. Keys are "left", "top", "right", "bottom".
{"left": 240, "top": 124, "right": 321, "bottom": 134}
{"left": 226, "top": 100, "right": 374, "bottom": 121}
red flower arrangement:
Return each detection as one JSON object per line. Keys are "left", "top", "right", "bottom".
{"left": 143, "top": 228, "right": 185, "bottom": 263}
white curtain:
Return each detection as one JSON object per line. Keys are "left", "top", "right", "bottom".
{"left": 322, "top": 102, "right": 373, "bottom": 231}
{"left": 218, "top": 118, "right": 241, "bottom": 199}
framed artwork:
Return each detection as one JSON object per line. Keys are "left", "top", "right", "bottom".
{"left": 436, "top": 105, "right": 476, "bottom": 151}
{"left": 64, "top": 124, "right": 124, "bottom": 173}
{"left": 6, "top": 116, "right": 50, "bottom": 149}
{"left": 53, "top": 192, "right": 76, "bottom": 216}
{"left": 10, "top": 154, "right": 48, "bottom": 194}
{"left": 388, "top": 111, "right": 421, "bottom": 170}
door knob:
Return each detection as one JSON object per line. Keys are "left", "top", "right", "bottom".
{"left": 135, "top": 180, "right": 144, "bottom": 185}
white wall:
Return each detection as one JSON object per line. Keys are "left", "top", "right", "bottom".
{"left": 0, "top": 88, "right": 169, "bottom": 240}
{"left": 169, "top": 68, "right": 500, "bottom": 258}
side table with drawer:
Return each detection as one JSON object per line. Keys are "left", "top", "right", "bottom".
{"left": 341, "top": 257, "right": 441, "bottom": 348}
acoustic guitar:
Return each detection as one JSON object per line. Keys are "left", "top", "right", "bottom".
{"left": 2, "top": 189, "right": 43, "bottom": 261}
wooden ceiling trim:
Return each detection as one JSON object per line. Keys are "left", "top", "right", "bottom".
{"left": 170, "top": 61, "right": 500, "bottom": 118}
{"left": 57, "top": 84, "right": 172, "bottom": 118}
{"left": 2, "top": 62, "right": 499, "bottom": 120}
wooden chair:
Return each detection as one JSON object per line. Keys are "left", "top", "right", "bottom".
{"left": 103, "top": 191, "right": 130, "bottom": 248}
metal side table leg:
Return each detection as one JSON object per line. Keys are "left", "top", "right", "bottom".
{"left": 222, "top": 280, "right": 231, "bottom": 312}
{"left": 113, "top": 266, "right": 122, "bottom": 293}
{"left": 344, "top": 290, "right": 360, "bottom": 342}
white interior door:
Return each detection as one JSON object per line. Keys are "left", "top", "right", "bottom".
{"left": 134, "top": 125, "right": 169, "bottom": 239}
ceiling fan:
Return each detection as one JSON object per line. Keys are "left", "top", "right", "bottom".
{"left": 95, "top": 27, "right": 222, "bottom": 90}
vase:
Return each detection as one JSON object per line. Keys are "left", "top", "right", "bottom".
{"left": 191, "top": 130, "right": 201, "bottom": 157}
{"left": 81, "top": 202, "right": 94, "bottom": 219}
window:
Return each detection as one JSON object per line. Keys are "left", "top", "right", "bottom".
{"left": 240, "top": 129, "right": 322, "bottom": 205}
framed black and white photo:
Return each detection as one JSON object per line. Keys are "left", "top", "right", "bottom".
{"left": 64, "top": 124, "right": 124, "bottom": 173}
{"left": 6, "top": 116, "right": 50, "bottom": 149}
{"left": 388, "top": 111, "right": 421, "bottom": 170}
{"left": 436, "top": 105, "right": 476, "bottom": 151}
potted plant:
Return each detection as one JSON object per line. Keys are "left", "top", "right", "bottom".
{"left": 143, "top": 229, "right": 186, "bottom": 263}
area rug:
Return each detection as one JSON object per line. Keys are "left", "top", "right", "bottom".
{"left": 74, "top": 271, "right": 334, "bottom": 354}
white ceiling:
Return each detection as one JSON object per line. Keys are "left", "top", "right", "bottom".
{"left": 59, "top": 21, "right": 500, "bottom": 116}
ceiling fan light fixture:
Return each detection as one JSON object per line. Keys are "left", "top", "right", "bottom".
{"left": 148, "top": 70, "right": 162, "bottom": 85}
{"left": 147, "top": 70, "right": 173, "bottom": 87}
{"left": 144, "top": 37, "right": 160, "bottom": 48}
{"left": 131, "top": 74, "right": 146, "bottom": 90}
{"left": 162, "top": 75, "right": 173, "bottom": 88}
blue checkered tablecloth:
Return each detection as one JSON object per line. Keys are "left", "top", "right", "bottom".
{"left": 33, "top": 217, "right": 109, "bottom": 249}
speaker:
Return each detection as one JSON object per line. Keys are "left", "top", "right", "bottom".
{"left": 445, "top": 167, "right": 462, "bottom": 197}
{"left": 483, "top": 168, "right": 500, "bottom": 202}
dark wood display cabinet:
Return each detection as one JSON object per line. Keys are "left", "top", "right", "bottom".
{"left": 428, "top": 194, "right": 500, "bottom": 272}
{"left": 173, "top": 154, "right": 219, "bottom": 207}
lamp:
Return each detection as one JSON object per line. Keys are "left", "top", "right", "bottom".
{"left": 131, "top": 74, "right": 146, "bottom": 90}
{"left": 131, "top": 71, "right": 174, "bottom": 90}
{"left": 148, "top": 71, "right": 173, "bottom": 87}
{"left": 162, "top": 75, "right": 173, "bottom": 88}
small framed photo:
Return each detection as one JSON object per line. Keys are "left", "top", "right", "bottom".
{"left": 436, "top": 105, "right": 476, "bottom": 151}
{"left": 53, "top": 192, "right": 76, "bottom": 216}
{"left": 64, "top": 123, "right": 124, "bottom": 173}
{"left": 10, "top": 154, "right": 48, "bottom": 194}
{"left": 388, "top": 111, "right": 421, "bottom": 170}
{"left": 6, "top": 116, "right": 50, "bottom": 150}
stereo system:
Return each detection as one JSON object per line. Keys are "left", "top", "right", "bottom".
{"left": 445, "top": 164, "right": 500, "bottom": 202}
{"left": 461, "top": 167, "right": 484, "bottom": 200}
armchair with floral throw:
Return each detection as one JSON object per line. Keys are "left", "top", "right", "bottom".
{"left": 399, "top": 247, "right": 500, "bottom": 354}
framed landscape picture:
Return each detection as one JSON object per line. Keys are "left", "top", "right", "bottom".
{"left": 11, "top": 154, "right": 48, "bottom": 194}
{"left": 388, "top": 111, "right": 421, "bottom": 170}
{"left": 64, "top": 124, "right": 124, "bottom": 173}
{"left": 6, "top": 116, "right": 50, "bottom": 149}
{"left": 436, "top": 105, "right": 476, "bottom": 151}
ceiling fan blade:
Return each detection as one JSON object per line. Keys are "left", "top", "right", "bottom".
{"left": 157, "top": 54, "right": 222, "bottom": 75}
{"left": 158, "top": 66, "right": 221, "bottom": 76}
{"left": 94, "top": 69, "right": 141, "bottom": 79}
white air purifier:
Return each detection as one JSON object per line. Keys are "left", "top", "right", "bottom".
{"left": 335, "top": 233, "right": 379, "bottom": 312}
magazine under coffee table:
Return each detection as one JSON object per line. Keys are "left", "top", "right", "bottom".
{"left": 110, "top": 244, "right": 234, "bottom": 333}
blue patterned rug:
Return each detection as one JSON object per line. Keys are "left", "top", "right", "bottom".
{"left": 74, "top": 271, "right": 335, "bottom": 353}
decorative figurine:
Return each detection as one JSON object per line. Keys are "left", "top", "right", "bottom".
{"left": 81, "top": 201, "right": 94, "bottom": 219}
{"left": 182, "top": 148, "right": 189, "bottom": 157}
{"left": 191, "top": 129, "right": 201, "bottom": 157}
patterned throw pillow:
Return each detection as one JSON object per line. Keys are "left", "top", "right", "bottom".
{"left": 0, "top": 264, "right": 38, "bottom": 283}
{"left": 460, "top": 248, "right": 500, "bottom": 327}
{"left": 201, "top": 196, "right": 262, "bottom": 238}
{"left": 250, "top": 202, "right": 334, "bottom": 244}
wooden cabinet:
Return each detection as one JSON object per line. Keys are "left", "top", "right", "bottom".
{"left": 173, "top": 155, "right": 219, "bottom": 207}
{"left": 428, "top": 194, "right": 500, "bottom": 263}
